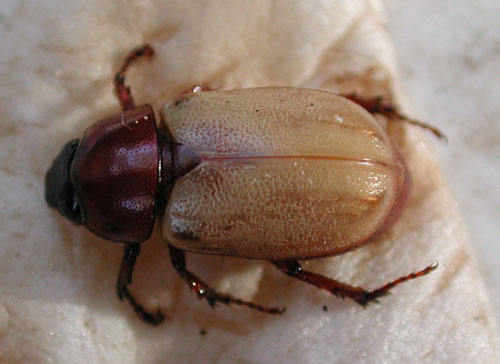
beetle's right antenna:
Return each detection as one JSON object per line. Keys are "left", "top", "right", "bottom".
{"left": 114, "top": 44, "right": 155, "bottom": 111}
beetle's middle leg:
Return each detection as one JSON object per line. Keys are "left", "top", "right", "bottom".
{"left": 116, "top": 243, "right": 165, "bottom": 325}
{"left": 342, "top": 93, "right": 447, "bottom": 141}
{"left": 168, "top": 245, "right": 285, "bottom": 314}
{"left": 272, "top": 259, "right": 437, "bottom": 307}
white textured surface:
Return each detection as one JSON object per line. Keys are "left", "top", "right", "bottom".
{"left": 384, "top": 0, "right": 500, "bottom": 330}
{"left": 1, "top": 0, "right": 499, "bottom": 363}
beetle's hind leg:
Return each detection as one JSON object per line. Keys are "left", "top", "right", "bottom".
{"left": 342, "top": 93, "right": 447, "bottom": 142}
{"left": 114, "top": 44, "right": 155, "bottom": 111}
{"left": 272, "top": 259, "right": 437, "bottom": 307}
{"left": 116, "top": 243, "right": 165, "bottom": 326}
{"left": 168, "top": 245, "right": 285, "bottom": 314}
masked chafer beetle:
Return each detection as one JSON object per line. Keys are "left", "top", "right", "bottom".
{"left": 45, "top": 45, "right": 441, "bottom": 325}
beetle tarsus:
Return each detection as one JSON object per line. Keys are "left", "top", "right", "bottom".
{"left": 353, "top": 290, "right": 389, "bottom": 308}
{"left": 356, "top": 262, "right": 439, "bottom": 307}
{"left": 119, "top": 287, "right": 165, "bottom": 326}
{"left": 272, "top": 259, "right": 438, "bottom": 307}
{"left": 116, "top": 243, "right": 166, "bottom": 326}
{"left": 168, "top": 245, "right": 285, "bottom": 315}
{"left": 343, "top": 93, "right": 447, "bottom": 142}
{"left": 114, "top": 44, "right": 155, "bottom": 111}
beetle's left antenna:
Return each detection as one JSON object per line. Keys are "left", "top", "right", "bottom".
{"left": 114, "top": 44, "right": 155, "bottom": 111}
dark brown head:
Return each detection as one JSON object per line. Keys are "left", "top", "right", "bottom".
{"left": 45, "top": 105, "right": 159, "bottom": 243}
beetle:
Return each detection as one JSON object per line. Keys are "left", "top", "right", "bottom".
{"left": 45, "top": 44, "right": 441, "bottom": 325}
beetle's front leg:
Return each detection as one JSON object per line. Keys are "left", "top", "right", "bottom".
{"left": 116, "top": 243, "right": 165, "bottom": 325}
{"left": 272, "top": 259, "right": 437, "bottom": 307}
{"left": 114, "top": 44, "right": 155, "bottom": 111}
{"left": 168, "top": 245, "right": 285, "bottom": 314}
{"left": 342, "top": 93, "right": 447, "bottom": 141}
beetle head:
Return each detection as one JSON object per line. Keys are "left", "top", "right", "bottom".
{"left": 45, "top": 105, "right": 159, "bottom": 243}
{"left": 45, "top": 138, "right": 83, "bottom": 224}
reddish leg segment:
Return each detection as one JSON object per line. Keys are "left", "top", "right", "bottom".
{"left": 114, "top": 44, "right": 155, "bottom": 111}
{"left": 272, "top": 259, "right": 437, "bottom": 307}
{"left": 343, "top": 93, "right": 447, "bottom": 142}
{"left": 116, "top": 243, "right": 165, "bottom": 326}
{"left": 168, "top": 245, "right": 285, "bottom": 314}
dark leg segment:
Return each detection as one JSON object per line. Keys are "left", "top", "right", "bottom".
{"left": 114, "top": 44, "right": 155, "bottom": 111}
{"left": 168, "top": 245, "right": 285, "bottom": 314}
{"left": 116, "top": 243, "right": 165, "bottom": 326}
{"left": 272, "top": 259, "right": 437, "bottom": 307}
{"left": 343, "top": 93, "right": 447, "bottom": 142}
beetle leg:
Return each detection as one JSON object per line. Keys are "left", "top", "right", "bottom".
{"left": 272, "top": 259, "right": 437, "bottom": 307}
{"left": 114, "top": 44, "right": 155, "bottom": 111}
{"left": 342, "top": 93, "right": 447, "bottom": 142}
{"left": 168, "top": 245, "right": 285, "bottom": 314}
{"left": 116, "top": 243, "right": 165, "bottom": 326}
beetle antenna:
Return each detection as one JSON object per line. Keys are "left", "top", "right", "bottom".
{"left": 114, "top": 44, "right": 155, "bottom": 111}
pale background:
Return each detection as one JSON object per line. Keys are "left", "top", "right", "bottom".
{"left": 384, "top": 0, "right": 500, "bottom": 328}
